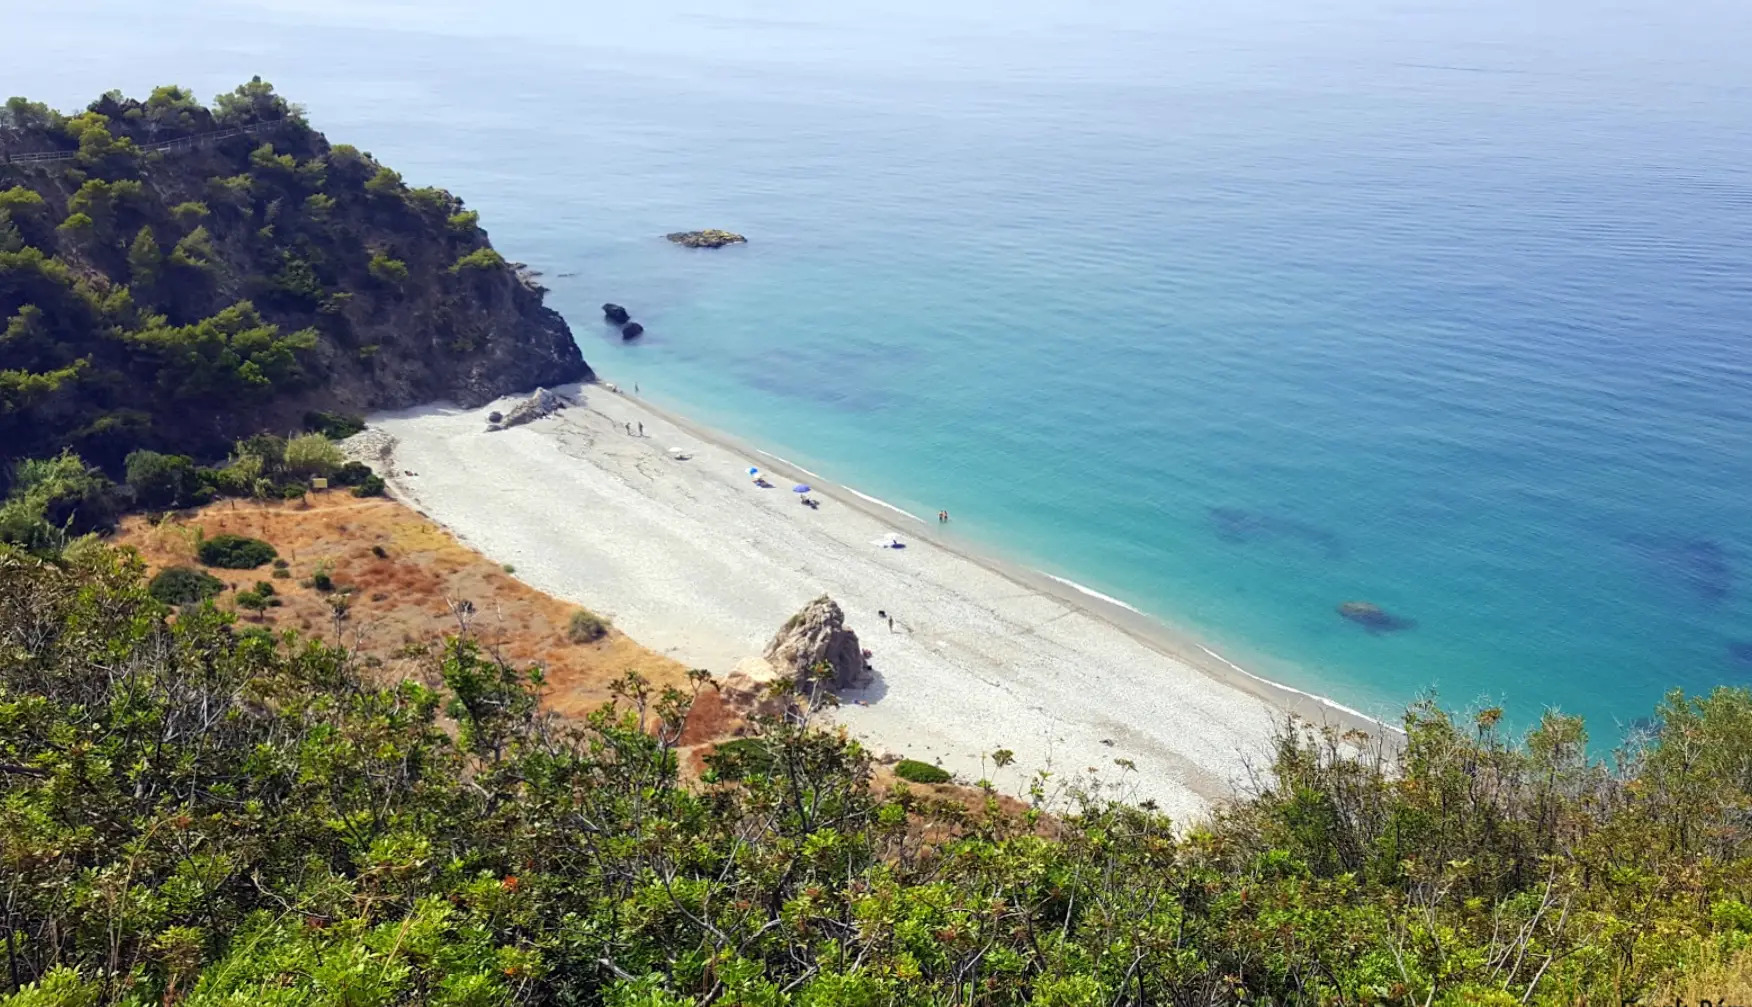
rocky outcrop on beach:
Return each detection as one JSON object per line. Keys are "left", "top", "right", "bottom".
{"left": 602, "top": 303, "right": 630, "bottom": 325}
{"left": 666, "top": 229, "right": 747, "bottom": 249}
{"left": 715, "top": 658, "right": 796, "bottom": 724}
{"left": 497, "top": 387, "right": 566, "bottom": 430}
{"left": 765, "top": 595, "right": 870, "bottom": 691}
{"left": 715, "top": 597, "right": 869, "bottom": 724}
{"left": 621, "top": 322, "right": 645, "bottom": 339}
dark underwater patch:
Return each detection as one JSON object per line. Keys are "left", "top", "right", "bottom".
{"left": 1624, "top": 534, "right": 1733, "bottom": 604}
{"left": 1336, "top": 601, "right": 1417, "bottom": 634}
{"left": 1208, "top": 506, "right": 1345, "bottom": 559}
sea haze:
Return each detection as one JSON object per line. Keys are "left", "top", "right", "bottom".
{"left": 13, "top": 0, "right": 1752, "bottom": 738}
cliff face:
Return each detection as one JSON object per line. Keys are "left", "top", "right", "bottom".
{"left": 0, "top": 80, "right": 590, "bottom": 474}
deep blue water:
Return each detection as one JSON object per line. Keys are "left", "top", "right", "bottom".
{"left": 14, "top": 0, "right": 1752, "bottom": 738}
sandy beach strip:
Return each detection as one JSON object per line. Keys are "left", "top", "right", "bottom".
{"left": 353, "top": 382, "right": 1389, "bottom": 821}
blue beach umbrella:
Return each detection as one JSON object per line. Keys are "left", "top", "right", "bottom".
{"left": 793, "top": 484, "right": 811, "bottom": 493}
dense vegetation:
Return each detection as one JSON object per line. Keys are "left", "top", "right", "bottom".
{"left": 0, "top": 82, "right": 588, "bottom": 490}
{"left": 0, "top": 429, "right": 381, "bottom": 553}
{"left": 145, "top": 564, "right": 222, "bottom": 604}
{"left": 3, "top": 545, "right": 1752, "bottom": 1005}
{"left": 195, "top": 531, "right": 277, "bottom": 569}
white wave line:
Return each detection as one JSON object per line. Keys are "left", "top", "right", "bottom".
{"left": 755, "top": 450, "right": 822, "bottom": 479}
{"left": 1194, "top": 645, "right": 1403, "bottom": 733}
{"left": 1044, "top": 574, "right": 1145, "bottom": 615}
{"left": 844, "top": 488, "right": 924, "bottom": 523}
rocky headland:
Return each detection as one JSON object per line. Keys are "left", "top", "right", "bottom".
{"left": 0, "top": 80, "right": 591, "bottom": 479}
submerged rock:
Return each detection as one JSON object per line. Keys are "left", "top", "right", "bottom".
{"left": 1337, "top": 601, "right": 1415, "bottom": 633}
{"left": 1208, "top": 506, "right": 1345, "bottom": 559}
{"left": 666, "top": 229, "right": 747, "bottom": 249}
{"left": 602, "top": 303, "right": 630, "bottom": 325}
{"left": 498, "top": 387, "right": 565, "bottom": 429}
{"left": 621, "top": 321, "right": 645, "bottom": 340}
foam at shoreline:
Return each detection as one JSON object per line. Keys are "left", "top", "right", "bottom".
{"left": 842, "top": 487, "right": 927, "bottom": 524}
{"left": 1044, "top": 573, "right": 1147, "bottom": 615}
{"left": 755, "top": 450, "right": 822, "bottom": 480}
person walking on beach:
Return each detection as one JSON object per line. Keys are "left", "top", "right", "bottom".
{"left": 625, "top": 422, "right": 632, "bottom": 435}
{"left": 638, "top": 421, "right": 644, "bottom": 436}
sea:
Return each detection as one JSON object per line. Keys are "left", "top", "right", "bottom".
{"left": 12, "top": 0, "right": 1752, "bottom": 742}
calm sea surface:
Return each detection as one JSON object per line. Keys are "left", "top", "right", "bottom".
{"left": 14, "top": 0, "right": 1752, "bottom": 738}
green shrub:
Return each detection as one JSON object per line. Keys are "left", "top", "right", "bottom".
{"left": 305, "top": 411, "right": 366, "bottom": 441}
{"left": 128, "top": 226, "right": 162, "bottom": 285}
{"left": 334, "top": 461, "right": 373, "bottom": 486}
{"left": 351, "top": 474, "right": 385, "bottom": 497}
{"left": 311, "top": 561, "right": 334, "bottom": 593}
{"left": 705, "top": 738, "right": 774, "bottom": 781}
{"left": 234, "top": 434, "right": 286, "bottom": 472}
{"left": 408, "top": 187, "right": 454, "bottom": 214}
{"left": 197, "top": 533, "right": 277, "bottom": 569}
{"left": 147, "top": 565, "right": 224, "bottom": 605}
{"left": 451, "top": 247, "right": 504, "bottom": 274}
{"left": 124, "top": 449, "right": 198, "bottom": 509}
{"left": 894, "top": 759, "right": 951, "bottom": 785}
{"left": 57, "top": 212, "right": 95, "bottom": 238}
{"left": 169, "top": 225, "right": 216, "bottom": 270}
{"left": 363, "top": 166, "right": 404, "bottom": 197}
{"left": 0, "top": 186, "right": 46, "bottom": 216}
{"left": 169, "top": 200, "right": 209, "bottom": 226}
{"left": 0, "top": 451, "right": 122, "bottom": 549}
{"left": 367, "top": 253, "right": 408, "bottom": 285}
{"left": 567, "top": 608, "right": 610, "bottom": 644}
{"left": 283, "top": 432, "right": 343, "bottom": 479}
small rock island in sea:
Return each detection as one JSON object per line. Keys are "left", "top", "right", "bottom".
{"left": 666, "top": 229, "right": 747, "bottom": 248}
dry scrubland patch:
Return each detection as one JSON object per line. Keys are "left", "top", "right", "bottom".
{"left": 115, "top": 490, "right": 692, "bottom": 718}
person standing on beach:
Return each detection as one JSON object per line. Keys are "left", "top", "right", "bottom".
{"left": 638, "top": 422, "right": 644, "bottom": 436}
{"left": 625, "top": 422, "right": 632, "bottom": 435}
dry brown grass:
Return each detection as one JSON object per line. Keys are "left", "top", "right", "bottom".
{"left": 114, "top": 491, "right": 695, "bottom": 721}
{"left": 114, "top": 492, "right": 1032, "bottom": 803}
{"left": 1652, "top": 947, "right": 1752, "bottom": 1006}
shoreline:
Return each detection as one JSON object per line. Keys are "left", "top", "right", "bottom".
{"left": 353, "top": 379, "right": 1397, "bottom": 820}
{"left": 633, "top": 387, "right": 1399, "bottom": 741}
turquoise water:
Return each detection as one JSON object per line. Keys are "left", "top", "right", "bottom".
{"left": 17, "top": 0, "right": 1752, "bottom": 736}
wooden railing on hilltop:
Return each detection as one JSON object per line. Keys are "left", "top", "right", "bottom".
{"left": 0, "top": 119, "right": 288, "bottom": 166}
